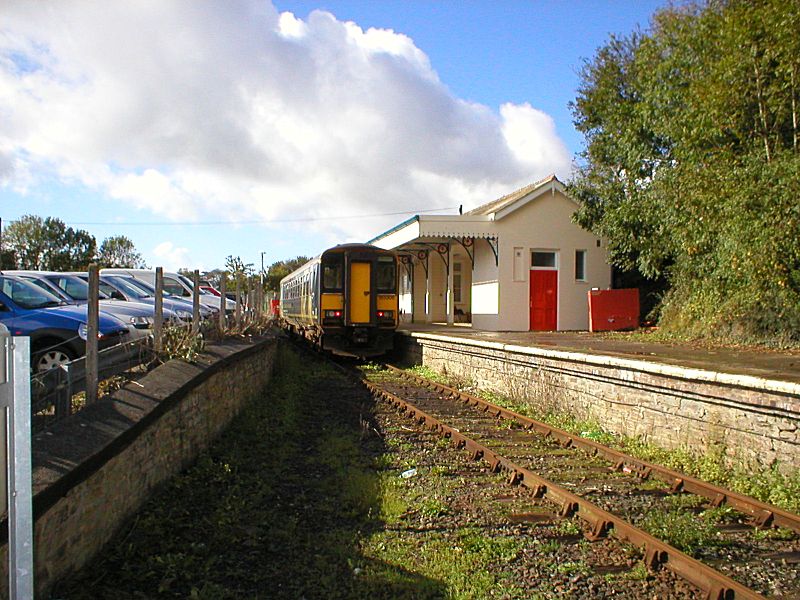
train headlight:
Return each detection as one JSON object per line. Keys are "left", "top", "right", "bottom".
{"left": 377, "top": 310, "right": 394, "bottom": 322}
{"left": 324, "top": 310, "right": 343, "bottom": 318}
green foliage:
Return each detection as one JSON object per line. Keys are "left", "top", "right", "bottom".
{"left": 570, "top": 0, "right": 800, "bottom": 344}
{"left": 97, "top": 235, "right": 147, "bottom": 268}
{"left": 5, "top": 214, "right": 96, "bottom": 270}
{"left": 156, "top": 325, "right": 205, "bottom": 363}
{"left": 265, "top": 255, "right": 309, "bottom": 292}
{"left": 224, "top": 255, "right": 254, "bottom": 290}
{"left": 640, "top": 509, "right": 722, "bottom": 555}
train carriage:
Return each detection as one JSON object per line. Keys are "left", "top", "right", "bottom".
{"left": 279, "top": 244, "right": 398, "bottom": 356}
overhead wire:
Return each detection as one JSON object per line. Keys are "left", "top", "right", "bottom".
{"left": 8, "top": 206, "right": 460, "bottom": 227}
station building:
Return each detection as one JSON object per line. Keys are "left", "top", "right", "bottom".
{"left": 368, "top": 175, "right": 612, "bottom": 331}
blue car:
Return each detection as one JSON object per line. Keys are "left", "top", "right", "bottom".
{"left": 0, "top": 275, "right": 130, "bottom": 372}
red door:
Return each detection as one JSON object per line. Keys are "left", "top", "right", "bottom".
{"left": 530, "top": 270, "right": 557, "bottom": 330}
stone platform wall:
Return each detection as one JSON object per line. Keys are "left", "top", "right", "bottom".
{"left": 396, "top": 333, "right": 799, "bottom": 471}
{"left": 0, "top": 335, "right": 278, "bottom": 598}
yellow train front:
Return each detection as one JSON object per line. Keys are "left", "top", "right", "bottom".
{"left": 279, "top": 244, "right": 398, "bottom": 356}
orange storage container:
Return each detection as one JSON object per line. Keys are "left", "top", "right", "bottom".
{"left": 588, "top": 288, "right": 639, "bottom": 332}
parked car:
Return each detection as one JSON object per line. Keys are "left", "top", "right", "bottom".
{"left": 7, "top": 271, "right": 178, "bottom": 338}
{"left": 0, "top": 275, "right": 130, "bottom": 372}
{"left": 110, "top": 276, "right": 219, "bottom": 317}
{"left": 72, "top": 273, "right": 212, "bottom": 321}
{"left": 103, "top": 269, "right": 235, "bottom": 313}
{"left": 198, "top": 279, "right": 222, "bottom": 297}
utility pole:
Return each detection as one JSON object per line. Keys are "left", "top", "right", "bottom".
{"left": 260, "top": 251, "right": 266, "bottom": 286}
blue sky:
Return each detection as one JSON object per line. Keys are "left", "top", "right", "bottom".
{"left": 0, "top": 1, "right": 664, "bottom": 273}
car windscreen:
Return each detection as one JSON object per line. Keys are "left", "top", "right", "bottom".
{"left": 47, "top": 275, "right": 111, "bottom": 300}
{"left": 104, "top": 276, "right": 149, "bottom": 299}
{"left": 124, "top": 278, "right": 170, "bottom": 298}
{"left": 0, "top": 277, "right": 64, "bottom": 309}
{"left": 178, "top": 274, "right": 212, "bottom": 295}
{"left": 20, "top": 277, "right": 69, "bottom": 301}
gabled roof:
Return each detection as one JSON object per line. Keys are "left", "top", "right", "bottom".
{"left": 366, "top": 174, "right": 572, "bottom": 249}
{"left": 465, "top": 174, "right": 566, "bottom": 218}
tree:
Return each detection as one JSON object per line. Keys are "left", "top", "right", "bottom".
{"left": 569, "top": 0, "right": 800, "bottom": 343}
{"left": 5, "top": 215, "right": 96, "bottom": 270}
{"left": 265, "top": 256, "right": 308, "bottom": 292}
{"left": 97, "top": 235, "right": 147, "bottom": 268}
{"left": 224, "top": 255, "right": 255, "bottom": 290}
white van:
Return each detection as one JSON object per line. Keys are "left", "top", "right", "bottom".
{"left": 102, "top": 269, "right": 236, "bottom": 313}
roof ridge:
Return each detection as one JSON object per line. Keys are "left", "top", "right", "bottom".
{"left": 464, "top": 174, "right": 558, "bottom": 216}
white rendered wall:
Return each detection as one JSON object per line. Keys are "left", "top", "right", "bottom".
{"left": 471, "top": 239, "right": 499, "bottom": 330}
{"left": 495, "top": 189, "right": 611, "bottom": 331}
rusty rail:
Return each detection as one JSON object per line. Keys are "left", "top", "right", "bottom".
{"left": 390, "top": 366, "right": 800, "bottom": 535}
{"left": 365, "top": 377, "right": 766, "bottom": 600}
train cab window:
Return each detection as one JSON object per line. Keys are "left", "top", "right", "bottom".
{"left": 376, "top": 256, "right": 397, "bottom": 292}
{"left": 322, "top": 256, "right": 344, "bottom": 291}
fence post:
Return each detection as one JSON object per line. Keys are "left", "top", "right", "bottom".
{"left": 154, "top": 267, "right": 164, "bottom": 353}
{"left": 86, "top": 264, "right": 99, "bottom": 405}
{"left": 2, "top": 334, "right": 34, "bottom": 599}
{"left": 54, "top": 366, "right": 71, "bottom": 419}
{"left": 235, "top": 279, "right": 242, "bottom": 328}
{"left": 219, "top": 274, "right": 227, "bottom": 333}
{"left": 192, "top": 270, "right": 200, "bottom": 335}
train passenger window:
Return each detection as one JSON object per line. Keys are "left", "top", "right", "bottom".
{"left": 376, "top": 256, "right": 396, "bottom": 292}
{"left": 322, "top": 256, "right": 343, "bottom": 291}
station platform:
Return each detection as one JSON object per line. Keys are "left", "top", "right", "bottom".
{"left": 397, "top": 323, "right": 800, "bottom": 386}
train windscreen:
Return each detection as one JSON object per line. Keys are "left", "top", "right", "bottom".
{"left": 322, "top": 256, "right": 344, "bottom": 291}
{"left": 376, "top": 256, "right": 396, "bottom": 292}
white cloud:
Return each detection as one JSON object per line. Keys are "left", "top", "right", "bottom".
{"left": 0, "top": 1, "right": 572, "bottom": 242}
{"left": 152, "top": 241, "right": 192, "bottom": 272}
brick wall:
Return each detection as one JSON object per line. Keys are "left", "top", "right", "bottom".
{"left": 396, "top": 333, "right": 799, "bottom": 471}
{"left": 0, "top": 335, "right": 278, "bottom": 598}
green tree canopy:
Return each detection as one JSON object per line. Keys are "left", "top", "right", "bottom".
{"left": 224, "top": 255, "right": 255, "bottom": 290}
{"left": 5, "top": 215, "right": 96, "bottom": 270}
{"left": 265, "top": 256, "right": 309, "bottom": 292}
{"left": 569, "top": 0, "right": 800, "bottom": 343}
{"left": 97, "top": 235, "right": 147, "bottom": 268}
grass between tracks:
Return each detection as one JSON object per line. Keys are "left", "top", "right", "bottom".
{"left": 52, "top": 346, "right": 526, "bottom": 599}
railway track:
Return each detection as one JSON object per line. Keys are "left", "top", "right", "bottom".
{"left": 360, "top": 363, "right": 800, "bottom": 599}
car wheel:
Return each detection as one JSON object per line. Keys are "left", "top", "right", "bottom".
{"left": 33, "top": 346, "right": 75, "bottom": 373}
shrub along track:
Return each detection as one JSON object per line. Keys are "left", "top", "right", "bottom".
{"left": 361, "top": 364, "right": 800, "bottom": 599}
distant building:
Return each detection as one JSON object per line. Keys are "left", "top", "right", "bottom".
{"left": 368, "top": 175, "right": 612, "bottom": 331}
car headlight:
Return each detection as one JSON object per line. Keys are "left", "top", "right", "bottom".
{"left": 130, "top": 315, "right": 155, "bottom": 329}
{"left": 78, "top": 323, "right": 107, "bottom": 339}
{"left": 175, "top": 310, "right": 192, "bottom": 320}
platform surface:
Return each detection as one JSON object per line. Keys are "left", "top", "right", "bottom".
{"left": 398, "top": 323, "right": 800, "bottom": 386}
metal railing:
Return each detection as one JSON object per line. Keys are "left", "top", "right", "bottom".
{"left": 30, "top": 336, "right": 153, "bottom": 430}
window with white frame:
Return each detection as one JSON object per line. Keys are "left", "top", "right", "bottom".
{"left": 531, "top": 251, "right": 557, "bottom": 269}
{"left": 575, "top": 250, "right": 587, "bottom": 281}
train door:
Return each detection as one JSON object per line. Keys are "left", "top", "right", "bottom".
{"left": 349, "top": 262, "right": 371, "bottom": 324}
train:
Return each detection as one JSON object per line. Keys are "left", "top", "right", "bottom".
{"left": 279, "top": 244, "right": 399, "bottom": 356}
